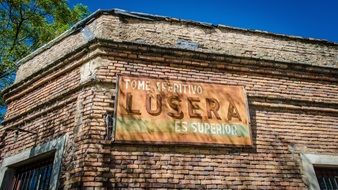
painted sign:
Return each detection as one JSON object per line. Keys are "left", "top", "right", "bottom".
{"left": 114, "top": 75, "right": 252, "bottom": 146}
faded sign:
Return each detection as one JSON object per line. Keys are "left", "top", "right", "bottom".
{"left": 114, "top": 75, "right": 252, "bottom": 146}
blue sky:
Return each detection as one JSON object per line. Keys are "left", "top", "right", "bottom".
{"left": 68, "top": 0, "right": 338, "bottom": 43}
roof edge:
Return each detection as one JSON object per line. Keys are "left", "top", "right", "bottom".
{"left": 13, "top": 9, "right": 104, "bottom": 68}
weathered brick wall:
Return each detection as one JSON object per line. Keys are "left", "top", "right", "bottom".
{"left": 14, "top": 11, "right": 338, "bottom": 84}
{"left": 80, "top": 44, "right": 337, "bottom": 189}
{"left": 14, "top": 17, "right": 103, "bottom": 83}
{"left": 1, "top": 11, "right": 338, "bottom": 190}
{"left": 0, "top": 44, "right": 104, "bottom": 189}
{"left": 99, "top": 14, "right": 338, "bottom": 68}
{"left": 5, "top": 68, "right": 80, "bottom": 120}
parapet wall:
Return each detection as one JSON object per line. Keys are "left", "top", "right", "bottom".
{"left": 13, "top": 10, "right": 338, "bottom": 84}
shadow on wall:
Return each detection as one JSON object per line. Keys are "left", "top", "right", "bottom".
{"left": 104, "top": 105, "right": 259, "bottom": 189}
{"left": 64, "top": 96, "right": 308, "bottom": 189}
{"left": 106, "top": 104, "right": 307, "bottom": 189}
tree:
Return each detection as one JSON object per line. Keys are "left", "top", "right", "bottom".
{"left": 0, "top": 0, "right": 89, "bottom": 122}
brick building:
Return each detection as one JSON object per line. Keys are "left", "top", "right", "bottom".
{"left": 0, "top": 9, "right": 338, "bottom": 189}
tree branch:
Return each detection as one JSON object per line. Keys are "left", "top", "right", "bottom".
{"left": 9, "top": 3, "right": 25, "bottom": 52}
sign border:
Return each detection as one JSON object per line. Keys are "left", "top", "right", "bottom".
{"left": 113, "top": 74, "right": 253, "bottom": 147}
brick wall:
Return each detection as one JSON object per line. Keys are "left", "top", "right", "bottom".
{"left": 14, "top": 11, "right": 338, "bottom": 84}
{"left": 1, "top": 11, "right": 338, "bottom": 189}
{"left": 98, "top": 14, "right": 338, "bottom": 68}
{"left": 84, "top": 44, "right": 337, "bottom": 189}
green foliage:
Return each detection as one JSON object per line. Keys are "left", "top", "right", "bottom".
{"left": 0, "top": 0, "right": 89, "bottom": 122}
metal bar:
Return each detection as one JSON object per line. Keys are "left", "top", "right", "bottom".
{"left": 13, "top": 173, "right": 20, "bottom": 190}
{"left": 46, "top": 164, "right": 52, "bottom": 189}
{"left": 44, "top": 163, "right": 53, "bottom": 189}
{"left": 327, "top": 177, "right": 333, "bottom": 189}
{"left": 332, "top": 177, "right": 338, "bottom": 189}
{"left": 29, "top": 169, "right": 37, "bottom": 190}
{"left": 42, "top": 165, "right": 48, "bottom": 190}
{"left": 16, "top": 172, "right": 23, "bottom": 190}
{"left": 43, "top": 164, "right": 52, "bottom": 190}
{"left": 329, "top": 177, "right": 334, "bottom": 189}
{"left": 35, "top": 171, "right": 41, "bottom": 190}
{"left": 39, "top": 165, "right": 48, "bottom": 190}
{"left": 17, "top": 128, "right": 37, "bottom": 135}
{"left": 21, "top": 171, "right": 28, "bottom": 190}
{"left": 25, "top": 169, "right": 32, "bottom": 190}
{"left": 28, "top": 169, "right": 34, "bottom": 190}
{"left": 38, "top": 166, "right": 45, "bottom": 190}
{"left": 323, "top": 177, "right": 328, "bottom": 190}
{"left": 334, "top": 177, "right": 338, "bottom": 189}
{"left": 24, "top": 170, "right": 29, "bottom": 190}
{"left": 318, "top": 177, "right": 324, "bottom": 190}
